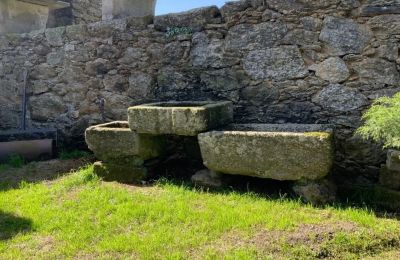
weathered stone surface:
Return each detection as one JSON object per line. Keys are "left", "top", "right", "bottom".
{"left": 380, "top": 165, "right": 400, "bottom": 190}
{"left": 310, "top": 57, "right": 350, "bottom": 83}
{"left": 85, "top": 121, "right": 164, "bottom": 161}
{"left": 200, "top": 69, "right": 242, "bottom": 94}
{"left": 30, "top": 93, "right": 66, "bottom": 121}
{"left": 244, "top": 46, "right": 308, "bottom": 81}
{"left": 368, "top": 14, "right": 400, "bottom": 35}
{"left": 85, "top": 58, "right": 110, "bottom": 75}
{"left": 198, "top": 124, "right": 334, "bottom": 181}
{"left": 220, "top": 0, "right": 250, "bottom": 20}
{"left": 225, "top": 22, "right": 288, "bottom": 51}
{"left": 190, "top": 32, "right": 225, "bottom": 68}
{"left": 377, "top": 41, "right": 399, "bottom": 61}
{"left": 128, "top": 72, "right": 153, "bottom": 99}
{"left": 293, "top": 179, "right": 337, "bottom": 205}
{"left": 300, "top": 16, "right": 323, "bottom": 31}
{"left": 154, "top": 6, "right": 221, "bottom": 32}
{"left": 320, "top": 16, "right": 372, "bottom": 55}
{"left": 282, "top": 29, "right": 319, "bottom": 46}
{"left": 312, "top": 84, "right": 368, "bottom": 113}
{"left": 352, "top": 58, "right": 400, "bottom": 86}
{"left": 128, "top": 101, "right": 233, "bottom": 136}
{"left": 93, "top": 159, "right": 147, "bottom": 183}
{"left": 45, "top": 27, "right": 65, "bottom": 47}
{"left": 360, "top": 4, "right": 400, "bottom": 16}
{"left": 387, "top": 149, "right": 400, "bottom": 172}
{"left": 220, "top": 0, "right": 250, "bottom": 18}
{"left": 191, "top": 169, "right": 222, "bottom": 188}
{"left": 46, "top": 51, "right": 64, "bottom": 66}
{"left": 155, "top": 67, "right": 197, "bottom": 99}
{"left": 264, "top": 0, "right": 305, "bottom": 13}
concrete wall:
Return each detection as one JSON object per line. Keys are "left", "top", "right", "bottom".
{"left": 0, "top": 0, "right": 50, "bottom": 33}
{"left": 102, "top": 0, "right": 157, "bottom": 20}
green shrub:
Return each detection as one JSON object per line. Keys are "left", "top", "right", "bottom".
{"left": 356, "top": 93, "right": 400, "bottom": 148}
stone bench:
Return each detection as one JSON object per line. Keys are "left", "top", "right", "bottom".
{"left": 128, "top": 101, "right": 233, "bottom": 136}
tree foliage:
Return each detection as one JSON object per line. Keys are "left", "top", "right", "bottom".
{"left": 357, "top": 92, "right": 400, "bottom": 149}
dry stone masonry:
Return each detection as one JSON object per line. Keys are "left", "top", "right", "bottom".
{"left": 1, "top": 0, "right": 400, "bottom": 188}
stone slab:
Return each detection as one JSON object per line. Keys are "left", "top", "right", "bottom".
{"left": 85, "top": 121, "right": 164, "bottom": 161}
{"left": 387, "top": 149, "right": 400, "bottom": 172}
{"left": 198, "top": 124, "right": 334, "bottom": 181}
{"left": 379, "top": 165, "right": 400, "bottom": 191}
{"left": 293, "top": 179, "right": 337, "bottom": 205}
{"left": 93, "top": 160, "right": 147, "bottom": 183}
{"left": 191, "top": 169, "right": 222, "bottom": 188}
{"left": 128, "top": 101, "right": 233, "bottom": 136}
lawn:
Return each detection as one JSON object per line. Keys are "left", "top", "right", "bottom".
{"left": 1, "top": 166, "right": 400, "bottom": 259}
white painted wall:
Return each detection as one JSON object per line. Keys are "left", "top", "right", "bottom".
{"left": 102, "top": 0, "right": 156, "bottom": 20}
{"left": 0, "top": 0, "right": 51, "bottom": 33}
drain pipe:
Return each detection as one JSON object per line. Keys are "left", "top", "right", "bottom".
{"left": 21, "top": 68, "right": 28, "bottom": 131}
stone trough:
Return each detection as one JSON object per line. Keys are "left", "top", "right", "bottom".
{"left": 128, "top": 101, "right": 233, "bottom": 136}
{"left": 85, "top": 121, "right": 164, "bottom": 183}
{"left": 197, "top": 123, "right": 336, "bottom": 203}
{"left": 85, "top": 105, "right": 337, "bottom": 204}
{"left": 198, "top": 124, "right": 334, "bottom": 181}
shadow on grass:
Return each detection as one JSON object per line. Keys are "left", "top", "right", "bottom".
{"left": 149, "top": 163, "right": 400, "bottom": 220}
{"left": 149, "top": 157, "right": 400, "bottom": 217}
{"left": 0, "top": 211, "right": 32, "bottom": 241}
{"left": 0, "top": 157, "right": 94, "bottom": 192}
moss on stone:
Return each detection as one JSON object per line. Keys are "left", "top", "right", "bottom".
{"left": 128, "top": 101, "right": 233, "bottom": 136}
{"left": 198, "top": 124, "right": 334, "bottom": 181}
{"left": 85, "top": 121, "right": 165, "bottom": 161}
{"left": 304, "top": 132, "right": 332, "bottom": 139}
{"left": 93, "top": 160, "right": 147, "bottom": 184}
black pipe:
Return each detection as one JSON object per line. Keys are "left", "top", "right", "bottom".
{"left": 21, "top": 69, "right": 28, "bottom": 131}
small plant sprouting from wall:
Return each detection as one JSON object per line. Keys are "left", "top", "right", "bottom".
{"left": 165, "top": 27, "right": 193, "bottom": 39}
{"left": 356, "top": 92, "right": 400, "bottom": 149}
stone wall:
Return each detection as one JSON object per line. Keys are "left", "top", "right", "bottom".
{"left": 1, "top": 0, "right": 400, "bottom": 183}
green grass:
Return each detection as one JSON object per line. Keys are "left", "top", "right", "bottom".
{"left": 0, "top": 167, "right": 399, "bottom": 259}
{"left": 0, "top": 154, "right": 26, "bottom": 173}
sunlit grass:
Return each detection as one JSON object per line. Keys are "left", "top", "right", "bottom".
{"left": 0, "top": 166, "right": 399, "bottom": 259}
